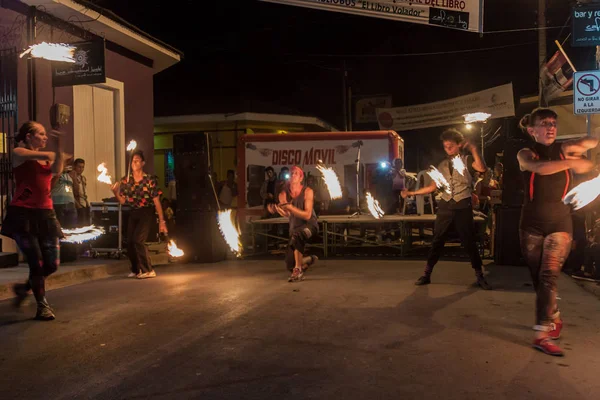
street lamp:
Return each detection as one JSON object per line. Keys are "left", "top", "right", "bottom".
{"left": 463, "top": 112, "right": 491, "bottom": 151}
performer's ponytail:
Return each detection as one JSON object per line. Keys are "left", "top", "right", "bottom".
{"left": 16, "top": 121, "right": 38, "bottom": 144}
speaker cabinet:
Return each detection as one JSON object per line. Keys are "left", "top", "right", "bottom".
{"left": 174, "top": 133, "right": 218, "bottom": 213}
{"left": 175, "top": 211, "right": 227, "bottom": 263}
{"left": 494, "top": 206, "right": 526, "bottom": 266}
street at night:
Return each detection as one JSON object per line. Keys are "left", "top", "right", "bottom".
{"left": 1, "top": 261, "right": 600, "bottom": 399}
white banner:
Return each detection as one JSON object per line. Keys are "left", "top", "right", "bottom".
{"left": 260, "top": 0, "right": 484, "bottom": 33}
{"left": 377, "top": 83, "right": 515, "bottom": 132}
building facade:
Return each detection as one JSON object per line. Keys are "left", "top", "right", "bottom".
{"left": 0, "top": 0, "right": 181, "bottom": 251}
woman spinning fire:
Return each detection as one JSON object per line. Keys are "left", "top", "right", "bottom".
{"left": 517, "top": 108, "right": 598, "bottom": 356}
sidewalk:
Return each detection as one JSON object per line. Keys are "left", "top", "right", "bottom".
{"left": 0, "top": 252, "right": 169, "bottom": 301}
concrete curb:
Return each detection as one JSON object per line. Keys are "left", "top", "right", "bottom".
{"left": 572, "top": 278, "right": 600, "bottom": 299}
{"left": 0, "top": 253, "right": 171, "bottom": 301}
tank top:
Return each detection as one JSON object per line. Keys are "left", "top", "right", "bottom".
{"left": 520, "top": 142, "right": 572, "bottom": 233}
{"left": 11, "top": 160, "right": 53, "bottom": 209}
{"left": 286, "top": 185, "right": 318, "bottom": 231}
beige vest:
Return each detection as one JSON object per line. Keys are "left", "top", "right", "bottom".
{"left": 438, "top": 155, "right": 473, "bottom": 203}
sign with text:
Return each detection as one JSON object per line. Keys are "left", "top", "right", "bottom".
{"left": 260, "top": 0, "right": 484, "bottom": 33}
{"left": 572, "top": 6, "right": 600, "bottom": 47}
{"left": 574, "top": 71, "right": 600, "bottom": 114}
{"left": 52, "top": 40, "right": 106, "bottom": 87}
{"left": 355, "top": 95, "right": 392, "bottom": 123}
{"left": 376, "top": 83, "right": 515, "bottom": 132}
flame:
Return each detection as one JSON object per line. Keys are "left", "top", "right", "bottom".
{"left": 218, "top": 209, "right": 242, "bottom": 256}
{"left": 167, "top": 240, "right": 184, "bottom": 257}
{"left": 464, "top": 112, "right": 492, "bottom": 124}
{"left": 61, "top": 225, "right": 104, "bottom": 244}
{"left": 20, "top": 42, "right": 75, "bottom": 63}
{"left": 96, "top": 163, "right": 112, "bottom": 184}
{"left": 316, "top": 164, "right": 343, "bottom": 200}
{"left": 427, "top": 166, "right": 451, "bottom": 195}
{"left": 563, "top": 173, "right": 600, "bottom": 210}
{"left": 451, "top": 155, "right": 467, "bottom": 176}
{"left": 127, "top": 140, "right": 137, "bottom": 152}
{"left": 65, "top": 186, "right": 72, "bottom": 193}
{"left": 366, "top": 192, "right": 385, "bottom": 219}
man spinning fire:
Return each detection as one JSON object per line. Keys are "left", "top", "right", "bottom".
{"left": 268, "top": 165, "right": 318, "bottom": 282}
{"left": 402, "top": 128, "right": 491, "bottom": 290}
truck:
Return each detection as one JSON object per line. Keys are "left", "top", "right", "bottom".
{"left": 237, "top": 130, "right": 404, "bottom": 220}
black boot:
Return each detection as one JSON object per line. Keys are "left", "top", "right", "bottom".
{"left": 475, "top": 272, "right": 492, "bottom": 290}
{"left": 35, "top": 298, "right": 55, "bottom": 321}
{"left": 415, "top": 275, "right": 431, "bottom": 285}
{"left": 12, "top": 283, "right": 30, "bottom": 308}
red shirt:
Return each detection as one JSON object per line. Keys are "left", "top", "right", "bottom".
{"left": 11, "top": 160, "right": 53, "bottom": 209}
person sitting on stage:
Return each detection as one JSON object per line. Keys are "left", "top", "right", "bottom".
{"left": 268, "top": 165, "right": 318, "bottom": 282}
{"left": 2, "top": 121, "right": 64, "bottom": 320}
{"left": 402, "top": 128, "right": 490, "bottom": 290}
{"left": 517, "top": 108, "right": 597, "bottom": 356}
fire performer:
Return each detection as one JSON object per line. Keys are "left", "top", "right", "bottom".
{"left": 2, "top": 121, "right": 64, "bottom": 320}
{"left": 111, "top": 150, "right": 168, "bottom": 279}
{"left": 401, "top": 129, "right": 490, "bottom": 289}
{"left": 268, "top": 166, "right": 318, "bottom": 282}
{"left": 517, "top": 108, "right": 597, "bottom": 356}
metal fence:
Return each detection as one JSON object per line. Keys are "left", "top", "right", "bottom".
{"left": 0, "top": 47, "right": 18, "bottom": 221}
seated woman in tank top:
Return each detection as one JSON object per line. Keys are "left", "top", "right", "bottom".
{"left": 517, "top": 107, "right": 598, "bottom": 356}
{"left": 268, "top": 165, "right": 318, "bottom": 282}
{"left": 1, "top": 121, "right": 65, "bottom": 321}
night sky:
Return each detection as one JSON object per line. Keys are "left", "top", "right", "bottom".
{"left": 90, "top": 0, "right": 586, "bottom": 168}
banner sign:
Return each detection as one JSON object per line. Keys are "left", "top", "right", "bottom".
{"left": 355, "top": 95, "right": 392, "bottom": 123}
{"left": 260, "top": 0, "right": 484, "bottom": 33}
{"left": 52, "top": 40, "right": 106, "bottom": 87}
{"left": 376, "top": 83, "right": 515, "bottom": 132}
{"left": 572, "top": 6, "right": 600, "bottom": 47}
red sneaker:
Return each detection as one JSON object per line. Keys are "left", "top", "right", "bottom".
{"left": 288, "top": 267, "right": 304, "bottom": 282}
{"left": 548, "top": 320, "right": 563, "bottom": 340}
{"left": 533, "top": 338, "right": 564, "bottom": 356}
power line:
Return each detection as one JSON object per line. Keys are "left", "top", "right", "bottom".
{"left": 483, "top": 25, "right": 568, "bottom": 34}
{"left": 284, "top": 41, "right": 537, "bottom": 58}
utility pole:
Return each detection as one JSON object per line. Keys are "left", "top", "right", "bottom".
{"left": 342, "top": 60, "right": 348, "bottom": 131}
{"left": 538, "top": 0, "right": 547, "bottom": 107}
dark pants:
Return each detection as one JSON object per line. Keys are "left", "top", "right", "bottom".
{"left": 520, "top": 230, "right": 572, "bottom": 326}
{"left": 127, "top": 207, "right": 154, "bottom": 274}
{"left": 426, "top": 206, "right": 483, "bottom": 272}
{"left": 54, "top": 203, "right": 77, "bottom": 229}
{"left": 76, "top": 206, "right": 90, "bottom": 227}
{"left": 13, "top": 233, "right": 60, "bottom": 302}
{"left": 285, "top": 224, "right": 317, "bottom": 271}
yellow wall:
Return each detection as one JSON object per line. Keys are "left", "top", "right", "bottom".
{"left": 153, "top": 119, "right": 320, "bottom": 189}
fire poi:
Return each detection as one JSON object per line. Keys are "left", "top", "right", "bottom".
{"left": 61, "top": 226, "right": 104, "bottom": 244}
{"left": 563, "top": 173, "right": 600, "bottom": 210}
{"left": 167, "top": 240, "right": 184, "bottom": 257}
{"left": 96, "top": 163, "right": 112, "bottom": 185}
{"left": 316, "top": 163, "right": 343, "bottom": 200}
{"left": 20, "top": 42, "right": 76, "bottom": 63}
{"left": 366, "top": 192, "right": 385, "bottom": 219}
{"left": 426, "top": 166, "right": 451, "bottom": 195}
{"left": 126, "top": 140, "right": 137, "bottom": 152}
{"left": 451, "top": 155, "right": 467, "bottom": 176}
{"left": 218, "top": 209, "right": 242, "bottom": 256}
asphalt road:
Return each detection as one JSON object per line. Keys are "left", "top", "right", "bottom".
{"left": 1, "top": 259, "right": 600, "bottom": 400}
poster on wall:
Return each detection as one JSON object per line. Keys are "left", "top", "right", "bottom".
{"left": 52, "top": 40, "right": 106, "bottom": 87}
